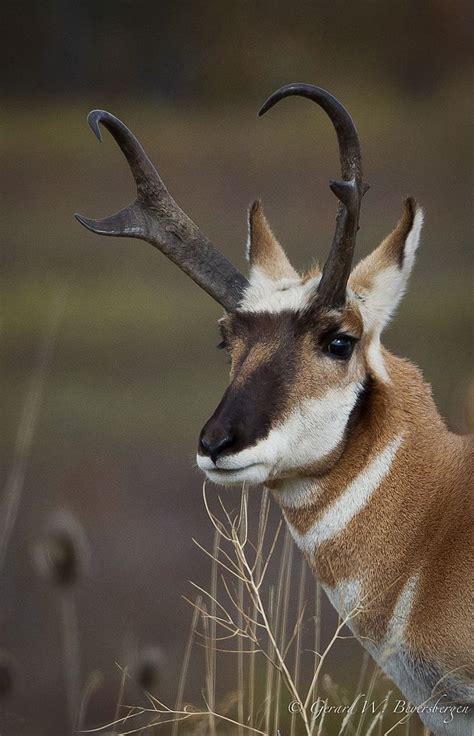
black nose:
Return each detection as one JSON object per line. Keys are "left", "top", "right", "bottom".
{"left": 199, "top": 430, "right": 237, "bottom": 464}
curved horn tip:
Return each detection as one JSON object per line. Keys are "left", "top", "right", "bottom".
{"left": 257, "top": 100, "right": 272, "bottom": 117}
{"left": 258, "top": 82, "right": 306, "bottom": 117}
{"left": 75, "top": 213, "right": 109, "bottom": 235}
{"left": 86, "top": 110, "right": 118, "bottom": 142}
{"left": 87, "top": 110, "right": 108, "bottom": 141}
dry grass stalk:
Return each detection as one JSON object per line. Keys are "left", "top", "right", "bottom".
{"left": 92, "top": 483, "right": 423, "bottom": 735}
{"left": 0, "top": 289, "right": 67, "bottom": 571}
{"left": 171, "top": 595, "right": 202, "bottom": 736}
{"left": 78, "top": 671, "right": 105, "bottom": 732}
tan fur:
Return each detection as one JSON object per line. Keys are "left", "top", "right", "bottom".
{"left": 302, "top": 264, "right": 322, "bottom": 282}
{"left": 287, "top": 325, "right": 365, "bottom": 408}
{"left": 247, "top": 200, "right": 298, "bottom": 280}
{"left": 233, "top": 339, "right": 280, "bottom": 387}
{"left": 273, "top": 352, "right": 474, "bottom": 676}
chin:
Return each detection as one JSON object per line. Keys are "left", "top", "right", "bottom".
{"left": 196, "top": 455, "right": 270, "bottom": 487}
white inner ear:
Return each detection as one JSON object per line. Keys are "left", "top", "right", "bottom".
{"left": 403, "top": 208, "right": 424, "bottom": 273}
{"left": 358, "top": 208, "right": 424, "bottom": 335}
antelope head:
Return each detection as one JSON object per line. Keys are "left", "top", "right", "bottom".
{"left": 76, "top": 84, "right": 423, "bottom": 487}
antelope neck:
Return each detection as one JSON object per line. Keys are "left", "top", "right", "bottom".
{"left": 269, "top": 350, "right": 446, "bottom": 608}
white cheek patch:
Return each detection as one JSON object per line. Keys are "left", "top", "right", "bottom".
{"left": 239, "top": 270, "right": 321, "bottom": 314}
{"left": 286, "top": 434, "right": 404, "bottom": 554}
{"left": 198, "top": 382, "right": 362, "bottom": 480}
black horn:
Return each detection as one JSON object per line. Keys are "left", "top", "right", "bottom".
{"left": 259, "top": 83, "right": 368, "bottom": 307}
{"left": 75, "top": 110, "right": 248, "bottom": 311}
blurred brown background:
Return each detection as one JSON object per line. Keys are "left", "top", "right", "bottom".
{"left": 1, "top": 1, "right": 472, "bottom": 734}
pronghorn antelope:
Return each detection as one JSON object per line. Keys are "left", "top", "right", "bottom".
{"left": 77, "top": 83, "right": 473, "bottom": 735}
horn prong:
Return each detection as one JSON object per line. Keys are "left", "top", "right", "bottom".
{"left": 329, "top": 179, "right": 358, "bottom": 208}
{"left": 258, "top": 83, "right": 369, "bottom": 307}
{"left": 75, "top": 203, "right": 145, "bottom": 238}
{"left": 76, "top": 110, "right": 248, "bottom": 311}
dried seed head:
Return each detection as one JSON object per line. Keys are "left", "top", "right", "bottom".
{"left": 322, "top": 672, "right": 346, "bottom": 703}
{"left": 132, "top": 646, "right": 163, "bottom": 692}
{"left": 34, "top": 510, "right": 90, "bottom": 588}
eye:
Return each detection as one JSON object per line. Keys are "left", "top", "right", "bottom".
{"left": 325, "top": 334, "right": 356, "bottom": 360}
{"left": 217, "top": 339, "right": 228, "bottom": 350}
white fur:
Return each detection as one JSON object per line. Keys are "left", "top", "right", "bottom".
{"left": 383, "top": 572, "right": 420, "bottom": 655}
{"left": 323, "top": 577, "right": 363, "bottom": 621}
{"left": 320, "top": 572, "right": 417, "bottom": 641}
{"left": 239, "top": 269, "right": 321, "bottom": 314}
{"left": 323, "top": 575, "right": 425, "bottom": 711}
{"left": 323, "top": 570, "right": 472, "bottom": 734}
{"left": 242, "top": 209, "right": 423, "bottom": 328}
{"left": 197, "top": 381, "right": 362, "bottom": 486}
{"left": 357, "top": 573, "right": 471, "bottom": 736}
{"left": 272, "top": 477, "right": 324, "bottom": 508}
{"left": 285, "top": 434, "right": 404, "bottom": 553}
{"left": 404, "top": 208, "right": 424, "bottom": 273}
{"left": 354, "top": 208, "right": 424, "bottom": 334}
{"left": 358, "top": 264, "right": 405, "bottom": 330}
{"left": 362, "top": 573, "right": 422, "bottom": 688}
{"left": 197, "top": 461, "right": 270, "bottom": 487}
{"left": 366, "top": 335, "right": 390, "bottom": 383}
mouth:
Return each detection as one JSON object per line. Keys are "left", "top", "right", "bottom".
{"left": 196, "top": 456, "right": 269, "bottom": 486}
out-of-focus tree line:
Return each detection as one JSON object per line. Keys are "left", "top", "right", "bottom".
{"left": 3, "top": 0, "right": 471, "bottom": 101}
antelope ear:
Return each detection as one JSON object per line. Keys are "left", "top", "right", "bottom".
{"left": 247, "top": 200, "right": 298, "bottom": 281}
{"left": 349, "top": 198, "right": 424, "bottom": 334}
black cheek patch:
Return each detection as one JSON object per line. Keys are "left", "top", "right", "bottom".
{"left": 345, "top": 375, "right": 374, "bottom": 436}
{"left": 205, "top": 339, "right": 298, "bottom": 456}
{"left": 231, "top": 348, "right": 296, "bottom": 452}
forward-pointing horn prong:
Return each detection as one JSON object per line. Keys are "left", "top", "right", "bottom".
{"left": 329, "top": 179, "right": 358, "bottom": 208}
{"left": 75, "top": 110, "right": 248, "bottom": 311}
{"left": 75, "top": 203, "right": 145, "bottom": 238}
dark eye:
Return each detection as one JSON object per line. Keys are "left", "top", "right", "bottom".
{"left": 325, "top": 334, "right": 356, "bottom": 360}
{"left": 217, "top": 339, "right": 228, "bottom": 350}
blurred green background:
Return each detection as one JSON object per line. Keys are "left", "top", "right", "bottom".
{"left": 1, "top": 1, "right": 472, "bottom": 734}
